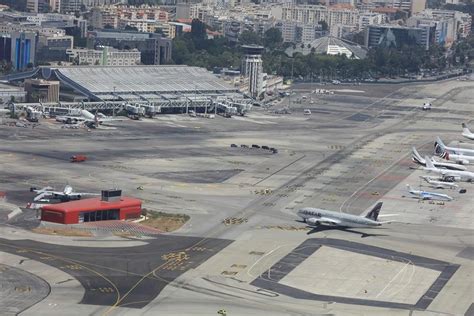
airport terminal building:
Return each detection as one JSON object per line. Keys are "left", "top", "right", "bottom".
{"left": 41, "top": 195, "right": 142, "bottom": 224}
{"left": 4, "top": 65, "right": 252, "bottom": 115}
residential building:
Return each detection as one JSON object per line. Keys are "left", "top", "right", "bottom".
{"left": 276, "top": 20, "right": 325, "bottom": 43}
{"left": 330, "top": 23, "right": 358, "bottom": 38}
{"left": 60, "top": 0, "right": 82, "bottom": 13}
{"left": 358, "top": 12, "right": 385, "bottom": 31}
{"left": 66, "top": 46, "right": 141, "bottom": 66}
{"left": 421, "top": 9, "right": 471, "bottom": 38}
{"left": 281, "top": 5, "right": 359, "bottom": 31}
{"left": 26, "top": 0, "right": 50, "bottom": 13}
{"left": 411, "top": 0, "right": 426, "bottom": 14}
{"left": 87, "top": 30, "right": 172, "bottom": 65}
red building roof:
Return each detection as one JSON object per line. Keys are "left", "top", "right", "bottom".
{"left": 42, "top": 197, "right": 141, "bottom": 213}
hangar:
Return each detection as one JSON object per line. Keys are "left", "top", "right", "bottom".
{"left": 41, "top": 196, "right": 142, "bottom": 224}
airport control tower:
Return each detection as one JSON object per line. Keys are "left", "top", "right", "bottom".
{"left": 241, "top": 45, "right": 264, "bottom": 99}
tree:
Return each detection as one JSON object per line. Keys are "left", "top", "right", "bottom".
{"left": 239, "top": 30, "right": 262, "bottom": 45}
{"left": 124, "top": 25, "right": 138, "bottom": 32}
{"left": 124, "top": 24, "right": 138, "bottom": 32}
{"left": 0, "top": 61, "right": 13, "bottom": 75}
{"left": 263, "top": 28, "right": 283, "bottom": 49}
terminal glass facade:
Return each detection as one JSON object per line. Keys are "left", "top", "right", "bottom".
{"left": 79, "top": 209, "right": 119, "bottom": 222}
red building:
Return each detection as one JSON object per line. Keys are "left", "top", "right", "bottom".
{"left": 41, "top": 196, "right": 142, "bottom": 224}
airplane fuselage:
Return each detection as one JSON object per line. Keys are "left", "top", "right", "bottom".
{"left": 297, "top": 208, "right": 381, "bottom": 228}
{"left": 462, "top": 132, "right": 474, "bottom": 140}
{"left": 423, "top": 167, "right": 474, "bottom": 181}
{"left": 423, "top": 180, "right": 457, "bottom": 189}
{"left": 408, "top": 191, "right": 453, "bottom": 201}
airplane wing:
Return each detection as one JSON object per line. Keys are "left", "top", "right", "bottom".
{"left": 317, "top": 217, "right": 341, "bottom": 226}
{"left": 33, "top": 191, "right": 50, "bottom": 201}
{"left": 69, "top": 192, "right": 100, "bottom": 198}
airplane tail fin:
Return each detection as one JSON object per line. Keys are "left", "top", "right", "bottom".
{"left": 462, "top": 123, "right": 472, "bottom": 135}
{"left": 365, "top": 202, "right": 382, "bottom": 221}
{"left": 425, "top": 155, "right": 435, "bottom": 169}
{"left": 434, "top": 137, "right": 446, "bottom": 156}
{"left": 411, "top": 147, "right": 425, "bottom": 165}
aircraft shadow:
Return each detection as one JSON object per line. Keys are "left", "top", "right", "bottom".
{"left": 295, "top": 220, "right": 388, "bottom": 238}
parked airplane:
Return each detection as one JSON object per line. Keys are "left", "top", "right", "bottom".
{"left": 406, "top": 184, "right": 453, "bottom": 201}
{"left": 297, "top": 202, "right": 392, "bottom": 229}
{"left": 423, "top": 156, "right": 474, "bottom": 182}
{"left": 435, "top": 137, "right": 474, "bottom": 156}
{"left": 438, "top": 150, "right": 474, "bottom": 165}
{"left": 56, "top": 110, "right": 121, "bottom": 128}
{"left": 420, "top": 176, "right": 458, "bottom": 189}
{"left": 30, "top": 185, "right": 99, "bottom": 202}
{"left": 462, "top": 123, "right": 474, "bottom": 140}
{"left": 434, "top": 138, "right": 474, "bottom": 164}
{"left": 412, "top": 147, "right": 467, "bottom": 171}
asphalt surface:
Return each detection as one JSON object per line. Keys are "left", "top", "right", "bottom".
{"left": 0, "top": 79, "right": 473, "bottom": 314}
{"left": 251, "top": 238, "right": 460, "bottom": 310}
{"left": 0, "top": 236, "right": 232, "bottom": 309}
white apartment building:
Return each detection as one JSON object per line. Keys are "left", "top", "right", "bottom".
{"left": 424, "top": 9, "right": 472, "bottom": 37}
{"left": 281, "top": 5, "right": 359, "bottom": 30}
{"left": 358, "top": 12, "right": 385, "bottom": 31}
{"left": 277, "top": 20, "right": 324, "bottom": 43}
{"left": 410, "top": 9, "right": 472, "bottom": 42}
{"left": 66, "top": 47, "right": 141, "bottom": 66}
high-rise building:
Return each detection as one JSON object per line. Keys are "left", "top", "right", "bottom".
{"left": 26, "top": 0, "right": 50, "bottom": 13}
{"left": 410, "top": 0, "right": 426, "bottom": 14}
{"left": 281, "top": 5, "right": 359, "bottom": 31}
{"left": 66, "top": 46, "right": 141, "bottom": 66}
{"left": 10, "top": 31, "right": 37, "bottom": 71}
{"left": 358, "top": 12, "right": 385, "bottom": 31}
{"left": 241, "top": 45, "right": 264, "bottom": 99}
{"left": 276, "top": 20, "right": 325, "bottom": 43}
{"left": 87, "top": 30, "right": 172, "bottom": 65}
{"left": 26, "top": 0, "right": 61, "bottom": 12}
{"left": 60, "top": 0, "right": 82, "bottom": 13}
{"left": 0, "top": 35, "right": 12, "bottom": 62}
{"left": 365, "top": 24, "right": 431, "bottom": 50}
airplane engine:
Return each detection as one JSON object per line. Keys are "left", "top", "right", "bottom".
{"left": 457, "top": 159, "right": 469, "bottom": 165}
{"left": 442, "top": 176, "right": 460, "bottom": 182}
{"left": 30, "top": 187, "right": 36, "bottom": 192}
{"left": 306, "top": 218, "right": 320, "bottom": 226}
